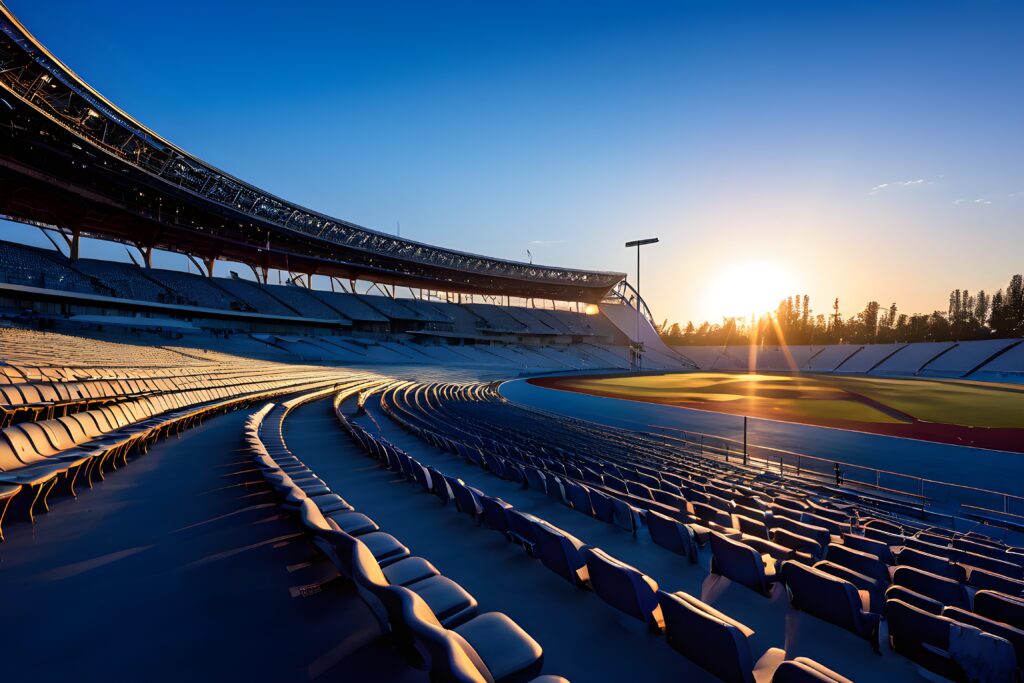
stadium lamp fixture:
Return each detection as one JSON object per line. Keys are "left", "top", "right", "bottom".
{"left": 624, "top": 237, "right": 659, "bottom": 371}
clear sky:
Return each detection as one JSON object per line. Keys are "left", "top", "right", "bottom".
{"left": 2, "top": 0, "right": 1021, "bottom": 325}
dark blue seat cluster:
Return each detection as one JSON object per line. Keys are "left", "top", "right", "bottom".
{"left": 368, "top": 380, "right": 1024, "bottom": 680}
{"left": 265, "top": 387, "right": 569, "bottom": 683}
{"left": 337, "top": 386, "right": 854, "bottom": 683}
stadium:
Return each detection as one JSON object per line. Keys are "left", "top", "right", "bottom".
{"left": 1, "top": 3, "right": 1023, "bottom": 683}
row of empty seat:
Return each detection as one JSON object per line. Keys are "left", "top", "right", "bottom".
{"left": 336, "top": 383, "right": 855, "bottom": 683}
{"left": 0, "top": 240, "right": 622, "bottom": 339}
{"left": 0, "top": 327, "right": 408, "bottom": 540}
{"left": 366, "top": 380, "right": 1024, "bottom": 681}
{"left": 677, "top": 339, "right": 1024, "bottom": 381}
{"left": 243, "top": 386, "right": 568, "bottom": 683}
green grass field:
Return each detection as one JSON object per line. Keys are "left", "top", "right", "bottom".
{"left": 532, "top": 372, "right": 1024, "bottom": 451}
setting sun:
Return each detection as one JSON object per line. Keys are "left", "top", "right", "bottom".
{"left": 706, "top": 262, "right": 796, "bottom": 319}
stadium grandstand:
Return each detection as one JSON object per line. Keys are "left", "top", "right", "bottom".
{"left": 1, "top": 4, "right": 1024, "bottom": 683}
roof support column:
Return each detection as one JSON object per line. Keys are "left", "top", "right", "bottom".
{"left": 69, "top": 229, "right": 80, "bottom": 261}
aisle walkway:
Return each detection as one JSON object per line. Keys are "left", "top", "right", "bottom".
{"left": 0, "top": 407, "right": 412, "bottom": 682}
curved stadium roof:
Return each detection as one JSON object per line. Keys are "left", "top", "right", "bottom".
{"left": 0, "top": 4, "right": 624, "bottom": 302}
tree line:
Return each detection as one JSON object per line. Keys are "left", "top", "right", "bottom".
{"left": 660, "top": 273, "right": 1024, "bottom": 346}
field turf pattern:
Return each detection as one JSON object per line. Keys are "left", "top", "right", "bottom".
{"left": 530, "top": 372, "right": 1024, "bottom": 453}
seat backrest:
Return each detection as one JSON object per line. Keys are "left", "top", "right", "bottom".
{"left": 898, "top": 547, "right": 966, "bottom": 582}
{"left": 943, "top": 605, "right": 1024, "bottom": 670}
{"left": 507, "top": 510, "right": 539, "bottom": 546}
{"left": 390, "top": 585, "right": 486, "bottom": 683}
{"left": 4, "top": 426, "right": 47, "bottom": 463}
{"left": 583, "top": 546, "right": 661, "bottom": 628}
{"left": 588, "top": 488, "right": 615, "bottom": 523}
{"left": 734, "top": 514, "right": 769, "bottom": 540}
{"left": 771, "top": 657, "right": 853, "bottom": 683}
{"left": 648, "top": 509, "right": 697, "bottom": 561}
{"left": 610, "top": 496, "right": 641, "bottom": 535}
{"left": 533, "top": 520, "right": 588, "bottom": 587}
{"left": 479, "top": 495, "right": 510, "bottom": 533}
{"left": 40, "top": 420, "right": 77, "bottom": 451}
{"left": 18, "top": 422, "right": 61, "bottom": 455}
{"left": 967, "top": 567, "right": 1024, "bottom": 596}
{"left": 974, "top": 590, "right": 1024, "bottom": 630}
{"left": 826, "top": 543, "right": 889, "bottom": 584}
{"left": 57, "top": 416, "right": 90, "bottom": 444}
{"left": 885, "top": 599, "right": 957, "bottom": 674}
{"left": 711, "top": 532, "right": 770, "bottom": 595}
{"left": 0, "top": 438, "right": 28, "bottom": 471}
{"left": 779, "top": 561, "right": 868, "bottom": 635}
{"left": 892, "top": 566, "right": 968, "bottom": 609}
{"left": 657, "top": 590, "right": 755, "bottom": 683}
{"left": 773, "top": 516, "right": 830, "bottom": 547}
{"left": 842, "top": 533, "right": 893, "bottom": 563}
{"left": 563, "top": 480, "right": 593, "bottom": 516}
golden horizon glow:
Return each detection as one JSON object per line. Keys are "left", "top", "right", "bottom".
{"left": 705, "top": 261, "right": 796, "bottom": 320}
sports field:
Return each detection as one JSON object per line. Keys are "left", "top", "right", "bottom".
{"left": 530, "top": 372, "right": 1024, "bottom": 452}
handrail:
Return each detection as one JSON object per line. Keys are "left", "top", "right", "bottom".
{"left": 649, "top": 421, "right": 1024, "bottom": 519}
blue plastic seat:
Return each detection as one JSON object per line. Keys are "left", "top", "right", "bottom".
{"left": 779, "top": 560, "right": 880, "bottom": 650}
{"left": 710, "top": 532, "right": 779, "bottom": 596}
{"left": 885, "top": 599, "right": 1015, "bottom": 682}
{"left": 563, "top": 479, "right": 593, "bottom": 516}
{"left": 532, "top": 519, "right": 590, "bottom": 588}
{"left": 507, "top": 509, "right": 540, "bottom": 553}
{"left": 480, "top": 495, "right": 512, "bottom": 534}
{"left": 610, "top": 496, "right": 642, "bottom": 536}
{"left": 350, "top": 539, "right": 478, "bottom": 633}
{"left": 770, "top": 657, "right": 853, "bottom": 683}
{"left": 825, "top": 543, "right": 890, "bottom": 586}
{"left": 974, "top": 590, "right": 1024, "bottom": 630}
{"left": 647, "top": 509, "right": 698, "bottom": 563}
{"left": 897, "top": 546, "right": 967, "bottom": 582}
{"left": 657, "top": 590, "right": 786, "bottom": 683}
{"left": 892, "top": 566, "right": 969, "bottom": 609}
{"left": 583, "top": 546, "right": 662, "bottom": 630}
{"left": 388, "top": 585, "right": 545, "bottom": 683}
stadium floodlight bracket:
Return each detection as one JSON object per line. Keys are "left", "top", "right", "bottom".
{"left": 625, "top": 238, "right": 660, "bottom": 248}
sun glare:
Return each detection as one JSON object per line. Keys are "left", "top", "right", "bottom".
{"left": 707, "top": 262, "right": 796, "bottom": 319}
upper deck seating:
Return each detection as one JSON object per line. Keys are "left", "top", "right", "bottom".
{"left": 215, "top": 278, "right": 297, "bottom": 316}
{"left": 657, "top": 590, "right": 787, "bottom": 683}
{"left": 74, "top": 259, "right": 174, "bottom": 302}
{"left": 0, "top": 241, "right": 97, "bottom": 294}
{"left": 262, "top": 284, "right": 349, "bottom": 319}
{"left": 145, "top": 269, "right": 247, "bottom": 310}
{"left": 361, "top": 295, "right": 426, "bottom": 321}
{"left": 308, "top": 291, "right": 389, "bottom": 322}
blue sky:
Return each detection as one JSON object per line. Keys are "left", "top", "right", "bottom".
{"left": 2, "top": 0, "right": 1022, "bottom": 324}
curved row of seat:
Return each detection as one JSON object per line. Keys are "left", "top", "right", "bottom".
{"left": 0, "top": 362, "right": 373, "bottom": 540}
{"left": 370, "top": 380, "right": 1024, "bottom": 682}
{"left": 242, "top": 385, "right": 568, "bottom": 683}
{"left": 336, "top": 386, "right": 853, "bottom": 683}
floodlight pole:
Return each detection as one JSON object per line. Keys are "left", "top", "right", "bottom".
{"left": 624, "top": 237, "right": 659, "bottom": 372}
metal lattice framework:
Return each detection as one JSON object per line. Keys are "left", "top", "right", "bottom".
{"left": 0, "top": 4, "right": 624, "bottom": 302}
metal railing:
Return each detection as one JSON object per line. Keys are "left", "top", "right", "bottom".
{"left": 651, "top": 421, "right": 1024, "bottom": 526}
